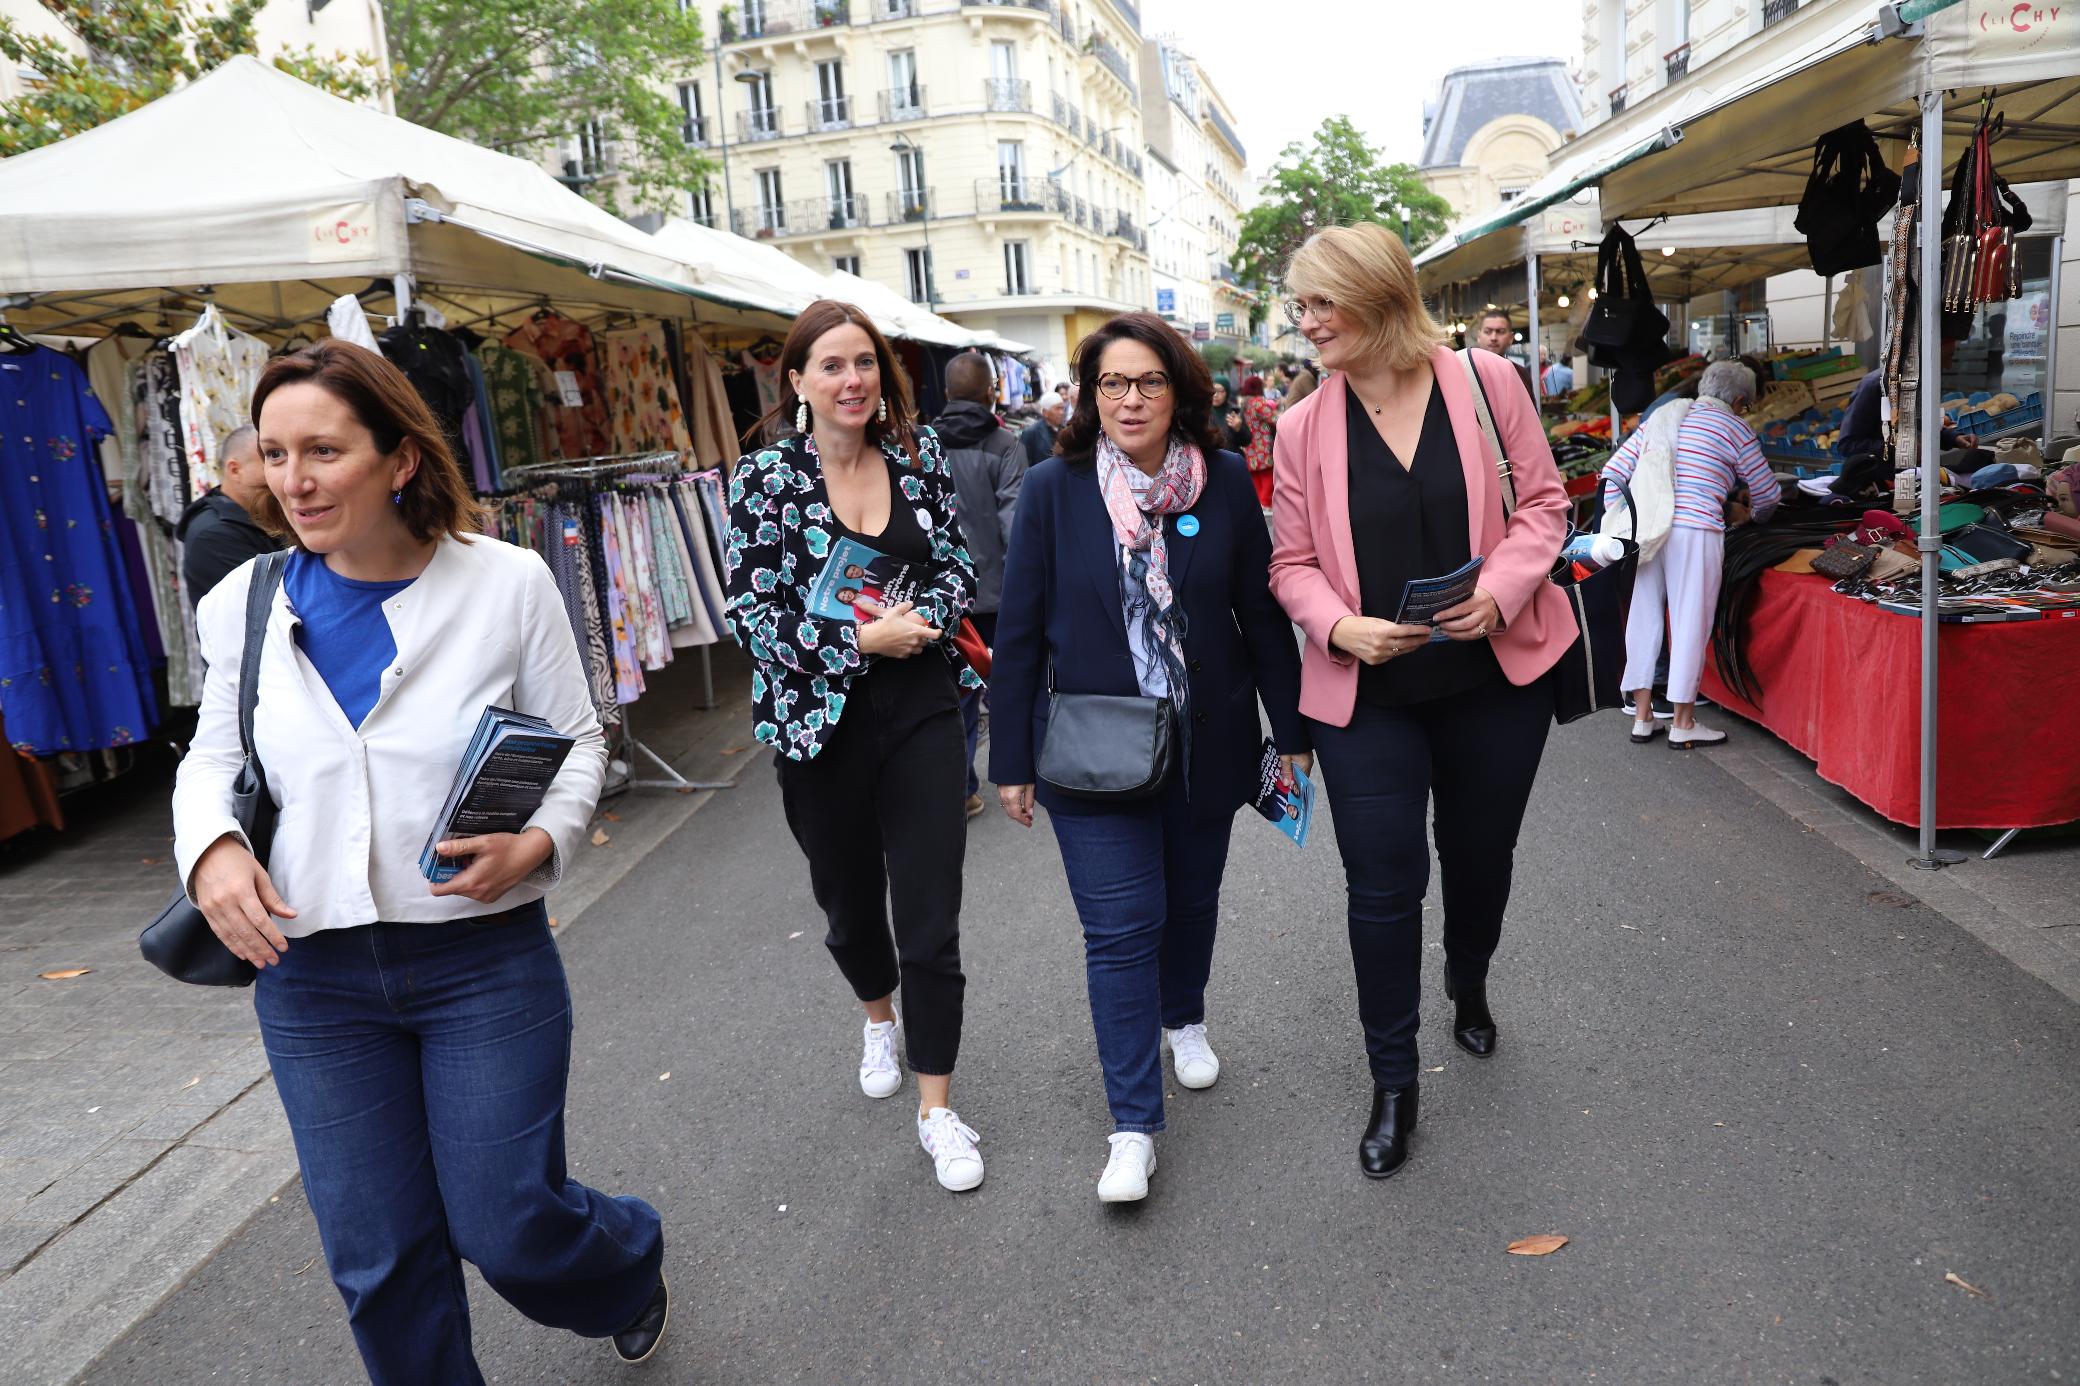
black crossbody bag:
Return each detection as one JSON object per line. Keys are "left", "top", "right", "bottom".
{"left": 139, "top": 551, "right": 289, "bottom": 987}
{"left": 1035, "top": 661, "right": 1176, "bottom": 802}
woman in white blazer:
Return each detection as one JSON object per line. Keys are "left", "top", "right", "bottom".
{"left": 170, "top": 341, "right": 668, "bottom": 1383}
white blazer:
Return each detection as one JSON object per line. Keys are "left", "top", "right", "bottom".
{"left": 172, "top": 533, "right": 607, "bottom": 936}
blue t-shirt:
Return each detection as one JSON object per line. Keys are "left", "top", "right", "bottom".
{"left": 285, "top": 551, "right": 414, "bottom": 728}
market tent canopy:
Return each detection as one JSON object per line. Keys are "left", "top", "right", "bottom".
{"left": 822, "top": 270, "right": 994, "bottom": 350}
{"left": 649, "top": 217, "right": 842, "bottom": 321}
{"left": 0, "top": 57, "right": 791, "bottom": 334}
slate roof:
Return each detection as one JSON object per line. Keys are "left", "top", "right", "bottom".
{"left": 1418, "top": 57, "right": 1583, "bottom": 170}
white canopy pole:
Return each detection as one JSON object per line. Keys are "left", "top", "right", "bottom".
{"left": 1912, "top": 89, "right": 1957, "bottom": 871}
{"left": 1527, "top": 248, "right": 1543, "bottom": 410}
{"left": 2046, "top": 235, "right": 2064, "bottom": 455}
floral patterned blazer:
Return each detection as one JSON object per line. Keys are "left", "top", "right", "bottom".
{"left": 722, "top": 426, "right": 981, "bottom": 762}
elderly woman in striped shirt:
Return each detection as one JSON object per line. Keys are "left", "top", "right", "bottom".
{"left": 1601, "top": 359, "right": 1779, "bottom": 749}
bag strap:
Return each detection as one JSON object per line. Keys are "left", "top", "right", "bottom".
{"left": 238, "top": 551, "right": 289, "bottom": 763}
{"left": 1457, "top": 349, "right": 1517, "bottom": 519}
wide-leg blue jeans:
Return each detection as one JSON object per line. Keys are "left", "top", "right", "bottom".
{"left": 254, "top": 902, "right": 664, "bottom": 1386}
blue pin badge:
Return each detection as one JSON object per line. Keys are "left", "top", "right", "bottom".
{"left": 1176, "top": 514, "right": 1201, "bottom": 538}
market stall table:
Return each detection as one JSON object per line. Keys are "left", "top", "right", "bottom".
{"left": 1702, "top": 569, "right": 2080, "bottom": 830}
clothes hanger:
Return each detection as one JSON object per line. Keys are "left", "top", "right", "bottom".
{"left": 0, "top": 316, "right": 35, "bottom": 355}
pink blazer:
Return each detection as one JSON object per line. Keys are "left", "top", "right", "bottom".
{"left": 1268, "top": 344, "right": 1577, "bottom": 729}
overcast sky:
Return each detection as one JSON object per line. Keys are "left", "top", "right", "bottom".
{"left": 1137, "top": 0, "right": 1585, "bottom": 177}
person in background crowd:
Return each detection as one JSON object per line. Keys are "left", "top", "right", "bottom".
{"left": 1602, "top": 359, "right": 1780, "bottom": 750}
{"left": 1475, "top": 309, "right": 1536, "bottom": 400}
{"left": 1237, "top": 376, "right": 1280, "bottom": 510}
{"left": 1269, "top": 223, "right": 1574, "bottom": 1182}
{"left": 1833, "top": 349, "right": 1977, "bottom": 498}
{"left": 176, "top": 424, "right": 279, "bottom": 609}
{"left": 1280, "top": 358, "right": 1318, "bottom": 412}
{"left": 934, "top": 351, "right": 1029, "bottom": 818}
{"left": 722, "top": 300, "right": 988, "bottom": 1194}
{"left": 1540, "top": 350, "right": 1574, "bottom": 399}
{"left": 1212, "top": 378, "right": 1252, "bottom": 454}
{"left": 1021, "top": 390, "right": 1067, "bottom": 468}
{"left": 990, "top": 312, "right": 1308, "bottom": 1204}
{"left": 171, "top": 341, "right": 668, "bottom": 1383}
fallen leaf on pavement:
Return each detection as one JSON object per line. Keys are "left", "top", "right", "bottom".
{"left": 180, "top": 1077, "right": 201, "bottom": 1090}
{"left": 1945, "top": 1271, "right": 1989, "bottom": 1299}
{"left": 601, "top": 811, "right": 621, "bottom": 822}
{"left": 38, "top": 968, "right": 91, "bottom": 980}
{"left": 658, "top": 1072, "right": 671, "bottom": 1081}
{"left": 1426, "top": 1066, "right": 1445, "bottom": 1073}
{"left": 293, "top": 1256, "right": 318, "bottom": 1276}
{"left": 788, "top": 931, "right": 804, "bottom": 940}
{"left": 590, "top": 828, "right": 610, "bottom": 847}
{"left": 1507, "top": 1234, "right": 1569, "bottom": 1257}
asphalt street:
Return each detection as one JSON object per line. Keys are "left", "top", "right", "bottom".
{"left": 88, "top": 714, "right": 2080, "bottom": 1385}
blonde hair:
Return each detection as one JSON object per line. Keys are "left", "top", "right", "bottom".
{"left": 1283, "top": 222, "right": 1445, "bottom": 373}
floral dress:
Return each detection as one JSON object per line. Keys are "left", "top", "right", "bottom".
{"left": 722, "top": 426, "right": 980, "bottom": 762}
{"left": 1242, "top": 396, "right": 1279, "bottom": 473}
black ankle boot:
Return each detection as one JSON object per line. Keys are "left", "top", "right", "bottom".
{"left": 1359, "top": 1079, "right": 1419, "bottom": 1179}
{"left": 1443, "top": 970, "right": 1498, "bottom": 1059}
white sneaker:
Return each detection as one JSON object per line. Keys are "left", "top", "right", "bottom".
{"left": 1161, "top": 1023, "right": 1220, "bottom": 1089}
{"left": 859, "top": 1016, "right": 902, "bottom": 1099}
{"left": 1630, "top": 717, "right": 1663, "bottom": 745}
{"left": 1097, "top": 1132, "right": 1156, "bottom": 1203}
{"left": 917, "top": 1107, "right": 984, "bottom": 1192}
{"left": 1670, "top": 722, "right": 1728, "bottom": 750}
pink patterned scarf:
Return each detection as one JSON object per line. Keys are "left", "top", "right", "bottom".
{"left": 1094, "top": 431, "right": 1205, "bottom": 613}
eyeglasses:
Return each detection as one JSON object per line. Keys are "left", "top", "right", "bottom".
{"left": 1095, "top": 371, "right": 1170, "bottom": 401}
{"left": 1284, "top": 295, "right": 1334, "bottom": 326}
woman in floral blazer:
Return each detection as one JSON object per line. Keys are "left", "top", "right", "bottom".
{"left": 721, "top": 300, "right": 988, "bottom": 1194}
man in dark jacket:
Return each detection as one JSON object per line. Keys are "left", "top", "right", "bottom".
{"left": 176, "top": 425, "right": 278, "bottom": 608}
{"left": 933, "top": 352, "right": 1028, "bottom": 818}
{"left": 1019, "top": 390, "right": 1065, "bottom": 467}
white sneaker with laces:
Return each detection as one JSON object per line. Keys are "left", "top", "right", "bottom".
{"left": 859, "top": 1016, "right": 902, "bottom": 1099}
{"left": 1630, "top": 717, "right": 1663, "bottom": 744}
{"left": 1098, "top": 1132, "right": 1156, "bottom": 1202}
{"left": 1670, "top": 722, "right": 1728, "bottom": 750}
{"left": 1161, "top": 1023, "right": 1220, "bottom": 1089}
{"left": 917, "top": 1107, "right": 984, "bottom": 1191}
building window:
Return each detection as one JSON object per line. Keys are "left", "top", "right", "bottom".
{"left": 834, "top": 255, "right": 861, "bottom": 275}
{"left": 1004, "top": 240, "right": 1032, "bottom": 295}
{"left": 689, "top": 183, "right": 716, "bottom": 228}
{"left": 998, "top": 140, "right": 1027, "bottom": 206}
{"left": 746, "top": 72, "right": 777, "bottom": 139}
{"left": 743, "top": 0, "right": 770, "bottom": 38}
{"left": 895, "top": 145, "right": 927, "bottom": 218}
{"left": 886, "top": 50, "right": 921, "bottom": 119}
{"left": 825, "top": 159, "right": 859, "bottom": 227}
{"left": 576, "top": 117, "right": 609, "bottom": 177}
{"left": 757, "top": 168, "right": 784, "bottom": 234}
{"left": 677, "top": 81, "right": 705, "bottom": 146}
{"left": 814, "top": 59, "right": 848, "bottom": 129}
{"left": 905, "top": 247, "right": 935, "bottom": 304}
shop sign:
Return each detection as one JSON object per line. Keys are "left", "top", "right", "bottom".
{"left": 1192, "top": 321, "right": 1211, "bottom": 341}
{"left": 1968, "top": 2, "right": 2078, "bottom": 60}
{"left": 1216, "top": 312, "right": 1235, "bottom": 332}
{"left": 1540, "top": 207, "right": 1597, "bottom": 242}
{"left": 2005, "top": 288, "right": 2050, "bottom": 359}
{"left": 1156, "top": 287, "right": 1176, "bottom": 314}
{"left": 307, "top": 203, "right": 378, "bottom": 263}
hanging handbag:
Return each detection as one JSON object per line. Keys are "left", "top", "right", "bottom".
{"left": 1795, "top": 120, "right": 1901, "bottom": 277}
{"left": 138, "top": 551, "right": 289, "bottom": 987}
{"left": 1458, "top": 350, "right": 1638, "bottom": 726}
{"left": 1584, "top": 227, "right": 1651, "bottom": 351}
{"left": 1035, "top": 664, "right": 1174, "bottom": 801}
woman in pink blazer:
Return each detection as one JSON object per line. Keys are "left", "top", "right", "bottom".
{"left": 1267, "top": 223, "right": 1576, "bottom": 1180}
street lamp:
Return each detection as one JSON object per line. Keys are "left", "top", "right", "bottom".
{"left": 1392, "top": 201, "right": 1411, "bottom": 247}
{"left": 710, "top": 51, "right": 766, "bottom": 231}
{"left": 888, "top": 132, "right": 935, "bottom": 309}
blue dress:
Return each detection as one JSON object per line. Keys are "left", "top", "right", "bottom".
{"left": 0, "top": 346, "right": 159, "bottom": 755}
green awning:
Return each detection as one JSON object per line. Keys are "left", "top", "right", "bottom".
{"left": 1442, "top": 130, "right": 1681, "bottom": 247}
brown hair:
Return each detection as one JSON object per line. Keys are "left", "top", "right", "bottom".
{"left": 1283, "top": 222, "right": 1446, "bottom": 373}
{"left": 750, "top": 299, "right": 920, "bottom": 462}
{"left": 248, "top": 339, "right": 484, "bottom": 545}
{"left": 1055, "top": 311, "right": 1223, "bottom": 468}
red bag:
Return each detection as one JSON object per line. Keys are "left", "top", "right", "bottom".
{"left": 953, "top": 618, "right": 991, "bottom": 679}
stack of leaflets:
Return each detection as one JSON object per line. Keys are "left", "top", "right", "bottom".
{"left": 805, "top": 537, "right": 932, "bottom": 621}
{"left": 418, "top": 707, "right": 576, "bottom": 883}
{"left": 1251, "top": 739, "right": 1315, "bottom": 848}
{"left": 1396, "top": 555, "right": 1485, "bottom": 643}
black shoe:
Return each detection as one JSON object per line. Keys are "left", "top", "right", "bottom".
{"left": 612, "top": 1274, "right": 670, "bottom": 1365}
{"left": 1650, "top": 691, "right": 1676, "bottom": 720}
{"left": 1443, "top": 970, "right": 1498, "bottom": 1059}
{"left": 1359, "top": 1079, "right": 1419, "bottom": 1179}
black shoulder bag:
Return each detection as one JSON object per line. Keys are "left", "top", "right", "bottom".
{"left": 140, "top": 550, "right": 290, "bottom": 987}
{"left": 1035, "top": 662, "right": 1175, "bottom": 801}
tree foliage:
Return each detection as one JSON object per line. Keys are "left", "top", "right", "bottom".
{"left": 0, "top": 1, "right": 380, "bottom": 158}
{"left": 383, "top": 0, "right": 712, "bottom": 217}
{"left": 1233, "top": 116, "right": 1454, "bottom": 290}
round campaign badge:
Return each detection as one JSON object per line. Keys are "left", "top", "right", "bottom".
{"left": 1176, "top": 515, "right": 1201, "bottom": 537}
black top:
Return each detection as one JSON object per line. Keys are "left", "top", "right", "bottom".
{"left": 1347, "top": 381, "right": 1501, "bottom": 707}
{"left": 832, "top": 453, "right": 960, "bottom": 729}
{"left": 174, "top": 489, "right": 279, "bottom": 610}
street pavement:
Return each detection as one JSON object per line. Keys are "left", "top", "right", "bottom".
{"left": 82, "top": 705, "right": 2080, "bottom": 1385}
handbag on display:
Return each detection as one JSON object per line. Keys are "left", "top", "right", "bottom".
{"left": 1811, "top": 540, "right": 1879, "bottom": 581}
{"left": 1034, "top": 666, "right": 1174, "bottom": 801}
{"left": 1583, "top": 225, "right": 1669, "bottom": 362}
{"left": 1457, "top": 350, "right": 1638, "bottom": 726}
{"left": 1795, "top": 120, "right": 1901, "bottom": 277}
{"left": 138, "top": 551, "right": 290, "bottom": 987}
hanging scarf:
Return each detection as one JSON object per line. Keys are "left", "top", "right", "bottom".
{"left": 1094, "top": 431, "right": 1203, "bottom": 712}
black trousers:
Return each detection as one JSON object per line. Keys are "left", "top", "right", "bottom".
{"left": 776, "top": 679, "right": 968, "bottom": 1076}
{"left": 1307, "top": 672, "right": 1552, "bottom": 1089}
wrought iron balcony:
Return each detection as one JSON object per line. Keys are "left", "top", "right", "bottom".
{"left": 984, "top": 77, "right": 1032, "bottom": 113}
{"left": 805, "top": 96, "right": 852, "bottom": 132}
{"left": 886, "top": 188, "right": 935, "bottom": 222}
{"left": 1608, "top": 84, "right": 1628, "bottom": 115}
{"left": 734, "top": 205, "right": 788, "bottom": 237}
{"left": 737, "top": 196, "right": 869, "bottom": 237}
{"left": 1762, "top": 0, "right": 1799, "bottom": 27}
{"left": 736, "top": 107, "right": 782, "bottom": 142}
{"left": 1109, "top": 209, "right": 1139, "bottom": 244}
{"left": 865, "top": 0, "right": 917, "bottom": 18}
{"left": 878, "top": 86, "right": 927, "bottom": 121}
{"left": 1085, "top": 32, "right": 1138, "bottom": 101}
{"left": 1664, "top": 42, "right": 1690, "bottom": 83}
{"left": 1103, "top": 0, "right": 1139, "bottom": 30}
{"left": 978, "top": 176, "right": 1066, "bottom": 214}
{"left": 728, "top": 0, "right": 853, "bottom": 40}
{"left": 960, "top": 0, "right": 1058, "bottom": 15}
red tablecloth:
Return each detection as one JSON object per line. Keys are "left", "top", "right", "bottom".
{"left": 1701, "top": 569, "right": 2080, "bottom": 829}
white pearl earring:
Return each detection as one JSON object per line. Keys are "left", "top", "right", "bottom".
{"left": 796, "top": 399, "right": 808, "bottom": 433}
{"left": 877, "top": 398, "right": 888, "bottom": 423}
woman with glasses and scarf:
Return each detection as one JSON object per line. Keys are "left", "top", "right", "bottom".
{"left": 989, "top": 313, "right": 1308, "bottom": 1204}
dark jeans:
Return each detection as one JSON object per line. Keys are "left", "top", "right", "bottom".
{"left": 253, "top": 904, "right": 664, "bottom": 1386}
{"left": 1047, "top": 769, "right": 1235, "bottom": 1134}
{"left": 777, "top": 692, "right": 968, "bottom": 1075}
{"left": 960, "top": 612, "right": 996, "bottom": 798}
{"left": 1308, "top": 672, "right": 1552, "bottom": 1089}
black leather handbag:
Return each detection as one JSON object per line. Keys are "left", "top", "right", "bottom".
{"left": 139, "top": 551, "right": 289, "bottom": 987}
{"left": 1036, "top": 680, "right": 1175, "bottom": 802}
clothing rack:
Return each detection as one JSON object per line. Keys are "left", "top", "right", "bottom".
{"left": 497, "top": 451, "right": 731, "bottom": 796}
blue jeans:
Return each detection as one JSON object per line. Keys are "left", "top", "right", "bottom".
{"left": 254, "top": 904, "right": 664, "bottom": 1386}
{"left": 959, "top": 612, "right": 996, "bottom": 798}
{"left": 1047, "top": 773, "right": 1235, "bottom": 1134}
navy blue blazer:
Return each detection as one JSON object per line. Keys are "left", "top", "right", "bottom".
{"left": 987, "top": 448, "right": 1308, "bottom": 820}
